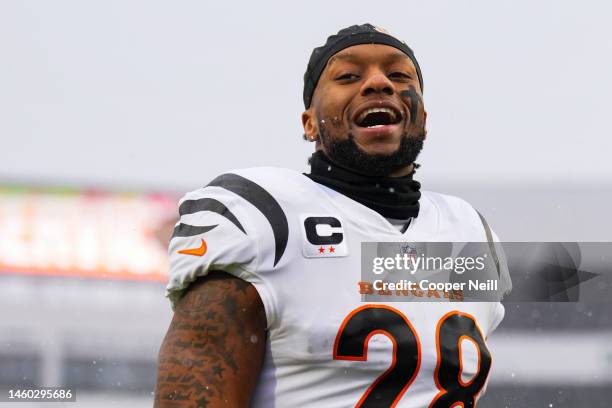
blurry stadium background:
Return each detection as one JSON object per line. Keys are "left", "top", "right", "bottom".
{"left": 1, "top": 1, "right": 611, "bottom": 407}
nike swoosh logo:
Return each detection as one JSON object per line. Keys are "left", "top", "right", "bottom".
{"left": 177, "top": 239, "right": 207, "bottom": 256}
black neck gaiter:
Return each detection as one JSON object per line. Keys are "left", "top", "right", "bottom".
{"left": 305, "top": 151, "right": 421, "bottom": 219}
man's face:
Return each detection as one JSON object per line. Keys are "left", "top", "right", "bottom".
{"left": 302, "top": 44, "right": 427, "bottom": 176}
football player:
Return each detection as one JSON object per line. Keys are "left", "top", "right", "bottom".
{"left": 155, "top": 24, "right": 509, "bottom": 407}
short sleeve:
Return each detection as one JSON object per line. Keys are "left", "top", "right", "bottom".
{"left": 165, "top": 186, "right": 259, "bottom": 307}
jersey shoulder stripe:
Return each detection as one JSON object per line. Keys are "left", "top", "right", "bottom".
{"left": 172, "top": 223, "right": 217, "bottom": 238}
{"left": 178, "top": 197, "right": 245, "bottom": 234}
{"left": 207, "top": 173, "right": 288, "bottom": 266}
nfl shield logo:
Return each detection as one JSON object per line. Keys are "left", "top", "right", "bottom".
{"left": 399, "top": 243, "right": 417, "bottom": 262}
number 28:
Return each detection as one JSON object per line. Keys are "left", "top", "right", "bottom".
{"left": 334, "top": 305, "right": 491, "bottom": 408}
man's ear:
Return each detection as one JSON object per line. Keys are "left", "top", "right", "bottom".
{"left": 301, "top": 109, "right": 318, "bottom": 140}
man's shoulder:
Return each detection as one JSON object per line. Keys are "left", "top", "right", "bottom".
{"left": 185, "top": 166, "right": 305, "bottom": 194}
{"left": 420, "top": 190, "right": 488, "bottom": 240}
{"left": 180, "top": 166, "right": 316, "bottom": 210}
{"left": 421, "top": 190, "right": 478, "bottom": 215}
{"left": 225, "top": 166, "right": 308, "bottom": 186}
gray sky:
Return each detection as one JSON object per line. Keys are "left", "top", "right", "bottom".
{"left": 1, "top": 0, "right": 611, "bottom": 192}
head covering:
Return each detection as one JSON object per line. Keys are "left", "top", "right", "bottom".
{"left": 303, "top": 23, "right": 423, "bottom": 108}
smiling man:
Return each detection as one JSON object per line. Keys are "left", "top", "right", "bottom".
{"left": 155, "top": 24, "right": 508, "bottom": 407}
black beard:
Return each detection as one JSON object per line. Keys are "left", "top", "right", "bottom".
{"left": 318, "top": 126, "right": 425, "bottom": 177}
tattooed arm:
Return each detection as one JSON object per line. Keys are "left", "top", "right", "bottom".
{"left": 154, "top": 271, "right": 267, "bottom": 407}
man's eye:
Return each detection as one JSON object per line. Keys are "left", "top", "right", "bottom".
{"left": 389, "top": 72, "right": 411, "bottom": 80}
{"left": 335, "top": 73, "right": 359, "bottom": 81}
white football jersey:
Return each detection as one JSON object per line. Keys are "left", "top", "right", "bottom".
{"left": 167, "top": 167, "right": 510, "bottom": 408}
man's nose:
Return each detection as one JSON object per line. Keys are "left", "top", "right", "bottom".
{"left": 360, "top": 72, "right": 394, "bottom": 97}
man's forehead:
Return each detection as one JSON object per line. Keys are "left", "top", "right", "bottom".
{"left": 326, "top": 44, "right": 416, "bottom": 69}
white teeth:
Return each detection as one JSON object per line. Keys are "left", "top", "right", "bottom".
{"left": 357, "top": 107, "right": 397, "bottom": 125}
{"left": 368, "top": 124, "right": 385, "bottom": 128}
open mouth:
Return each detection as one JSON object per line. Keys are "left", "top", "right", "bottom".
{"left": 354, "top": 107, "right": 402, "bottom": 128}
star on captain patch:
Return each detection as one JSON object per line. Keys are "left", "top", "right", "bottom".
{"left": 300, "top": 214, "right": 348, "bottom": 258}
